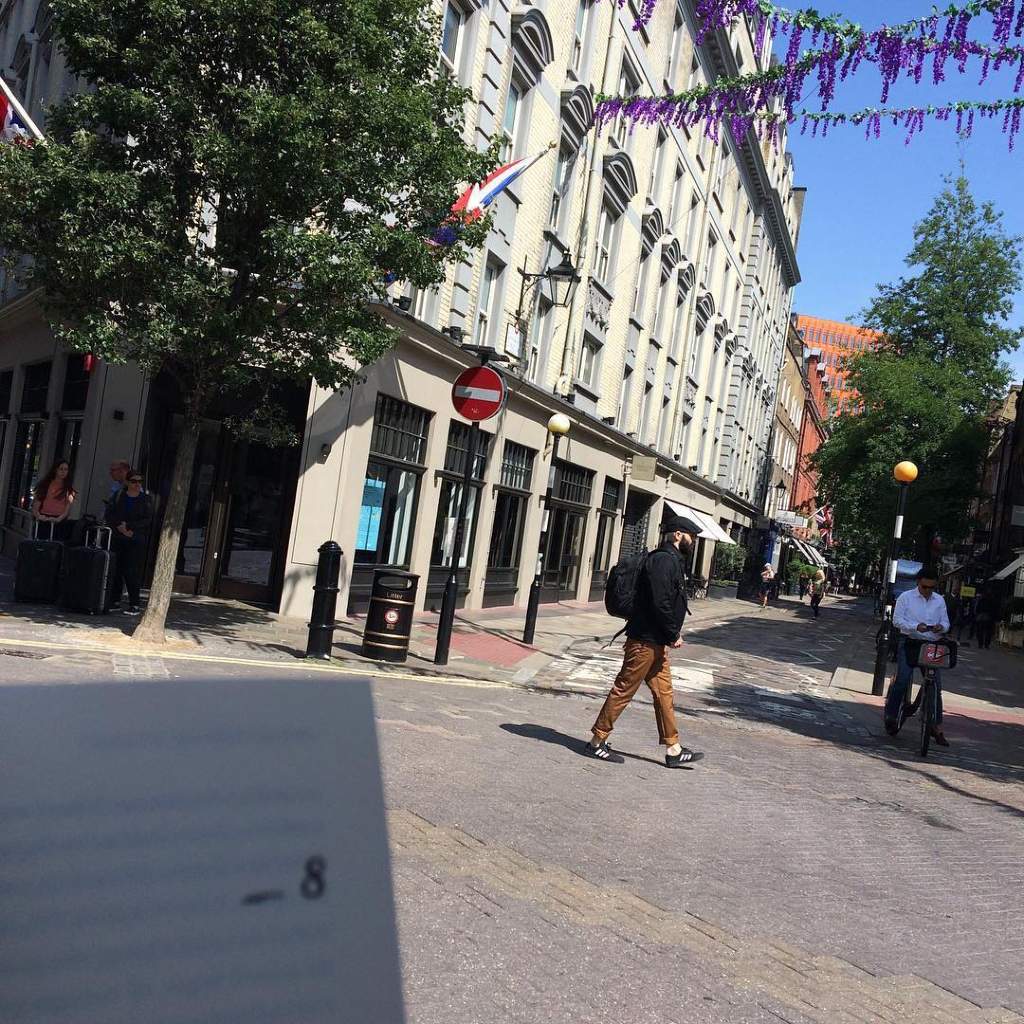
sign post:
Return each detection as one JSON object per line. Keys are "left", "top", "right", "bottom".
{"left": 434, "top": 360, "right": 506, "bottom": 666}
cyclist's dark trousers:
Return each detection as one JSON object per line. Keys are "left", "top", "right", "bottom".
{"left": 886, "top": 639, "right": 943, "bottom": 725}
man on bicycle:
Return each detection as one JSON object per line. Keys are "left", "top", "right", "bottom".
{"left": 884, "top": 565, "right": 950, "bottom": 745}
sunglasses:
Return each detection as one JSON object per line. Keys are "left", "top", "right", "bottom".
{"left": 128, "top": 478, "right": 143, "bottom": 484}
{"left": 919, "top": 583, "right": 935, "bottom": 590}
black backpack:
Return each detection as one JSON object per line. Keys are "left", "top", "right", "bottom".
{"left": 604, "top": 551, "right": 648, "bottom": 619}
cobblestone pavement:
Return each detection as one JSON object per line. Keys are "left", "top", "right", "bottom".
{"left": 3, "top": 599, "right": 1023, "bottom": 1023}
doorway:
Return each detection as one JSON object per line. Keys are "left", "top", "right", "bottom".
{"left": 540, "top": 504, "right": 586, "bottom": 602}
{"left": 619, "top": 489, "right": 656, "bottom": 559}
{"left": 140, "top": 376, "right": 307, "bottom": 609}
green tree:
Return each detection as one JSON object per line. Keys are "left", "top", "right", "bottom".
{"left": 814, "top": 176, "right": 1022, "bottom": 574}
{"left": 0, "top": 0, "right": 491, "bottom": 641}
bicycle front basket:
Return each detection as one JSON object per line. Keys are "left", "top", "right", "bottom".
{"left": 918, "top": 642, "right": 956, "bottom": 669}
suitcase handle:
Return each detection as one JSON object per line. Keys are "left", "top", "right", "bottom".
{"left": 32, "top": 519, "right": 57, "bottom": 541}
{"left": 87, "top": 525, "right": 113, "bottom": 551}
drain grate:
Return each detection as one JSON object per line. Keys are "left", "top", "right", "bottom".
{"left": 0, "top": 647, "right": 48, "bottom": 660}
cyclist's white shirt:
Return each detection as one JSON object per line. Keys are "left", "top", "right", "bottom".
{"left": 894, "top": 588, "right": 950, "bottom": 640}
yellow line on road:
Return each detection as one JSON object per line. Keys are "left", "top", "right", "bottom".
{"left": 0, "top": 635, "right": 510, "bottom": 690}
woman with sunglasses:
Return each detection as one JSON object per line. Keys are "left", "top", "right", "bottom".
{"left": 105, "top": 471, "right": 153, "bottom": 615}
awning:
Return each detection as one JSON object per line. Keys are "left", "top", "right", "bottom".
{"left": 807, "top": 546, "right": 828, "bottom": 568}
{"left": 991, "top": 554, "right": 1024, "bottom": 581}
{"left": 664, "top": 500, "right": 736, "bottom": 545}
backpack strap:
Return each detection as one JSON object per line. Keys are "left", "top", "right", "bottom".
{"left": 603, "top": 624, "right": 628, "bottom": 649}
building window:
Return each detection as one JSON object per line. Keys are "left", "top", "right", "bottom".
{"left": 632, "top": 249, "right": 652, "bottom": 318}
{"left": 714, "top": 144, "right": 729, "bottom": 200}
{"left": 355, "top": 395, "right": 431, "bottom": 566}
{"left": 440, "top": 1, "right": 465, "bottom": 73}
{"left": 685, "top": 195, "right": 700, "bottom": 255}
{"left": 20, "top": 361, "right": 52, "bottom": 415}
{"left": 578, "top": 335, "right": 601, "bottom": 390}
{"left": 650, "top": 131, "right": 667, "bottom": 198}
{"left": 703, "top": 232, "right": 717, "bottom": 287}
{"left": 571, "top": 0, "right": 589, "bottom": 72}
{"left": 54, "top": 418, "right": 83, "bottom": 471}
{"left": 476, "top": 259, "right": 504, "bottom": 345}
{"left": 431, "top": 422, "right": 491, "bottom": 570}
{"left": 618, "top": 366, "right": 633, "bottom": 429}
{"left": 687, "top": 54, "right": 702, "bottom": 91}
{"left": 61, "top": 353, "right": 91, "bottom": 412}
{"left": 549, "top": 146, "right": 574, "bottom": 229}
{"left": 665, "top": 15, "right": 684, "bottom": 86}
{"left": 487, "top": 440, "right": 535, "bottom": 572}
{"left": 555, "top": 462, "right": 594, "bottom": 505}
{"left": 0, "top": 369, "right": 13, "bottom": 414}
{"left": 499, "top": 79, "right": 523, "bottom": 162}
{"left": 615, "top": 61, "right": 640, "bottom": 148}
{"left": 638, "top": 382, "right": 653, "bottom": 442}
{"left": 6, "top": 420, "right": 44, "bottom": 524}
{"left": 670, "top": 165, "right": 687, "bottom": 223}
{"left": 593, "top": 202, "right": 617, "bottom": 282}
{"left": 593, "top": 477, "right": 622, "bottom": 576}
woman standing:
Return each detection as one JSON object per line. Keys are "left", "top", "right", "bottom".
{"left": 30, "top": 460, "right": 76, "bottom": 541}
{"left": 106, "top": 471, "right": 153, "bottom": 615}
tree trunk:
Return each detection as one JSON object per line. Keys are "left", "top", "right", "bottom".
{"left": 132, "top": 416, "right": 201, "bottom": 645}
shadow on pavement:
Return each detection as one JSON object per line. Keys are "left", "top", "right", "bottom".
{"left": 499, "top": 722, "right": 671, "bottom": 769}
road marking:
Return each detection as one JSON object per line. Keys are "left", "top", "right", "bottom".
{"left": 0, "top": 635, "right": 510, "bottom": 691}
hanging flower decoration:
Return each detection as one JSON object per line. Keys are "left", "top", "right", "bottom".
{"left": 605, "top": 0, "right": 1024, "bottom": 147}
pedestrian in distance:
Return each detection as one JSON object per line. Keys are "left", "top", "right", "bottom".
{"left": 586, "top": 514, "right": 705, "bottom": 768}
{"left": 798, "top": 575, "right": 808, "bottom": 601}
{"left": 106, "top": 470, "right": 153, "bottom": 615}
{"left": 758, "top": 562, "right": 775, "bottom": 610}
{"left": 104, "top": 459, "right": 131, "bottom": 519}
{"left": 974, "top": 588, "right": 999, "bottom": 650}
{"left": 809, "top": 568, "right": 826, "bottom": 618}
{"left": 30, "top": 460, "right": 76, "bottom": 542}
{"left": 956, "top": 593, "right": 975, "bottom": 646}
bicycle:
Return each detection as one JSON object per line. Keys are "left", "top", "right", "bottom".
{"left": 891, "top": 637, "right": 957, "bottom": 758}
{"left": 686, "top": 577, "right": 708, "bottom": 601}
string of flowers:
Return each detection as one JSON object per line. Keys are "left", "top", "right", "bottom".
{"left": 601, "top": 0, "right": 1024, "bottom": 148}
{"left": 771, "top": 96, "right": 1024, "bottom": 147}
{"left": 596, "top": 37, "right": 1024, "bottom": 133}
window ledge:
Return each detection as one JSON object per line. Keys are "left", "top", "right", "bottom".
{"left": 573, "top": 379, "right": 600, "bottom": 401}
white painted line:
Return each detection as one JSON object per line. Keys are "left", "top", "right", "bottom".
{"left": 454, "top": 386, "right": 501, "bottom": 401}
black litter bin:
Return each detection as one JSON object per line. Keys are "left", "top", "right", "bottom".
{"left": 362, "top": 570, "right": 419, "bottom": 663}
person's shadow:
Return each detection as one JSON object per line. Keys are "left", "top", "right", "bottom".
{"left": 499, "top": 723, "right": 684, "bottom": 768}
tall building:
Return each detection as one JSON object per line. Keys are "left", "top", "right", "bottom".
{"left": 0, "top": 0, "right": 803, "bottom": 620}
{"left": 792, "top": 313, "right": 880, "bottom": 416}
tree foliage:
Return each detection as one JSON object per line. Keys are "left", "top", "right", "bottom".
{"left": 813, "top": 176, "right": 1022, "bottom": 573}
{"left": 0, "top": 0, "right": 492, "bottom": 638}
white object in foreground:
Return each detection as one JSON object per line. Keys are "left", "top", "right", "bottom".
{"left": 0, "top": 677, "right": 404, "bottom": 1024}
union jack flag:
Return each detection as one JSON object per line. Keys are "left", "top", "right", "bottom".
{"left": 814, "top": 505, "right": 834, "bottom": 547}
{"left": 0, "top": 78, "right": 41, "bottom": 145}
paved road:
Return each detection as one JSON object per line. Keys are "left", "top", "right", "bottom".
{"left": 2, "top": 605, "right": 1023, "bottom": 1023}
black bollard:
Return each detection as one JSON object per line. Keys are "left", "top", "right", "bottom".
{"left": 306, "top": 541, "right": 342, "bottom": 660}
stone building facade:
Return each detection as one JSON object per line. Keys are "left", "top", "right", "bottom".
{"left": 0, "top": 0, "right": 803, "bottom": 621}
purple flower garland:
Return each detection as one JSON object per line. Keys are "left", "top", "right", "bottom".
{"left": 602, "top": 0, "right": 1024, "bottom": 147}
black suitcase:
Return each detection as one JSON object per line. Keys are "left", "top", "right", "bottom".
{"left": 14, "top": 521, "right": 63, "bottom": 604}
{"left": 60, "top": 526, "right": 118, "bottom": 615}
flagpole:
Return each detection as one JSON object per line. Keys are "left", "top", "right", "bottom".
{"left": 0, "top": 76, "right": 44, "bottom": 141}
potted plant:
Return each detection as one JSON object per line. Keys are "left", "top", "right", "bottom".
{"left": 709, "top": 544, "right": 746, "bottom": 599}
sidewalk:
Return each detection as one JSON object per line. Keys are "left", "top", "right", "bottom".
{"left": 0, "top": 555, "right": 749, "bottom": 686}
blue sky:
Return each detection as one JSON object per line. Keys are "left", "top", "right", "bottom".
{"left": 784, "top": 0, "right": 1024, "bottom": 381}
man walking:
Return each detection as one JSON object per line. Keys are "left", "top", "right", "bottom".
{"left": 809, "top": 568, "right": 826, "bottom": 618}
{"left": 584, "top": 515, "right": 705, "bottom": 768}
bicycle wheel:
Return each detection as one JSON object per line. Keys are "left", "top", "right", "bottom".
{"left": 919, "top": 675, "right": 934, "bottom": 758}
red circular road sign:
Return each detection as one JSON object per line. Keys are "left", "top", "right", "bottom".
{"left": 451, "top": 364, "right": 506, "bottom": 422}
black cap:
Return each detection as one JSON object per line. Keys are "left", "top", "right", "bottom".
{"left": 663, "top": 514, "right": 703, "bottom": 536}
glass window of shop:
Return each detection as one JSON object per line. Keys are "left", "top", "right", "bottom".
{"left": 484, "top": 440, "right": 536, "bottom": 607}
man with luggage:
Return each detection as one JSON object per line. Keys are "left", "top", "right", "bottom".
{"left": 584, "top": 514, "right": 705, "bottom": 768}
{"left": 106, "top": 470, "right": 153, "bottom": 615}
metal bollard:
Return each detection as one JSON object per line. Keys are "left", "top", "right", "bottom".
{"left": 305, "top": 541, "right": 342, "bottom": 660}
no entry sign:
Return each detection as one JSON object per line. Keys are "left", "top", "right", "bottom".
{"left": 451, "top": 364, "right": 506, "bottom": 421}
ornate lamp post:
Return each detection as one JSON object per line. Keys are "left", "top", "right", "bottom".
{"left": 522, "top": 412, "right": 572, "bottom": 645}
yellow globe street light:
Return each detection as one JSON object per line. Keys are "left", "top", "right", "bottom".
{"left": 547, "top": 412, "right": 572, "bottom": 437}
{"left": 893, "top": 461, "right": 918, "bottom": 484}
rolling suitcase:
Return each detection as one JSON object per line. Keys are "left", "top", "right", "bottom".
{"left": 14, "top": 521, "right": 63, "bottom": 604}
{"left": 60, "top": 526, "right": 118, "bottom": 615}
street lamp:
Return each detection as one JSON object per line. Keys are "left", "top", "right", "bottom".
{"left": 541, "top": 251, "right": 582, "bottom": 308}
{"left": 773, "top": 479, "right": 787, "bottom": 516}
{"left": 523, "top": 412, "right": 572, "bottom": 644}
{"left": 871, "top": 459, "right": 919, "bottom": 695}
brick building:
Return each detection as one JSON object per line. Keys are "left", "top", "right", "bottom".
{"left": 792, "top": 313, "right": 880, "bottom": 416}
